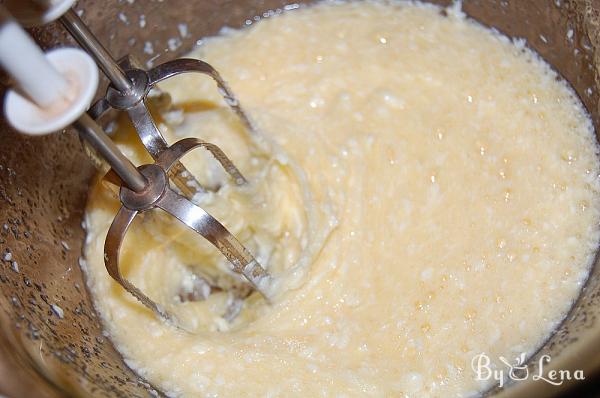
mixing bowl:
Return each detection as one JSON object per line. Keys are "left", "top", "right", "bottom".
{"left": 0, "top": 0, "right": 599, "bottom": 396}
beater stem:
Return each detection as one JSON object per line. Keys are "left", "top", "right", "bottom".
{"left": 60, "top": 8, "right": 133, "bottom": 93}
{"left": 74, "top": 113, "right": 147, "bottom": 192}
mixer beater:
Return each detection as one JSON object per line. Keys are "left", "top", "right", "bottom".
{"left": 0, "top": 0, "right": 272, "bottom": 324}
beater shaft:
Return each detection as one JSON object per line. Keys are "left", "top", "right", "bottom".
{"left": 60, "top": 8, "right": 132, "bottom": 93}
{"left": 74, "top": 113, "right": 147, "bottom": 192}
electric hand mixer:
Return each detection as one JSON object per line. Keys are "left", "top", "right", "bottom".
{"left": 0, "top": 0, "right": 272, "bottom": 324}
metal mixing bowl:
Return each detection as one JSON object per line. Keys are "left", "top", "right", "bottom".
{"left": 1, "top": 0, "right": 599, "bottom": 396}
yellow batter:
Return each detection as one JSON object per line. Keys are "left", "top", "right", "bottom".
{"left": 83, "top": 1, "right": 600, "bottom": 396}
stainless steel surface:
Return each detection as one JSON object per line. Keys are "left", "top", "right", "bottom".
{"left": 60, "top": 8, "right": 133, "bottom": 94}
{"left": 105, "top": 138, "right": 270, "bottom": 322}
{"left": 124, "top": 99, "right": 207, "bottom": 197}
{"left": 73, "top": 113, "right": 147, "bottom": 192}
{"left": 104, "top": 68, "right": 147, "bottom": 111}
{"left": 1, "top": 0, "right": 600, "bottom": 397}
{"left": 148, "top": 58, "right": 258, "bottom": 133}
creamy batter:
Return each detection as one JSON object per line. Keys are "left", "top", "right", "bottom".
{"left": 82, "top": 1, "right": 600, "bottom": 396}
